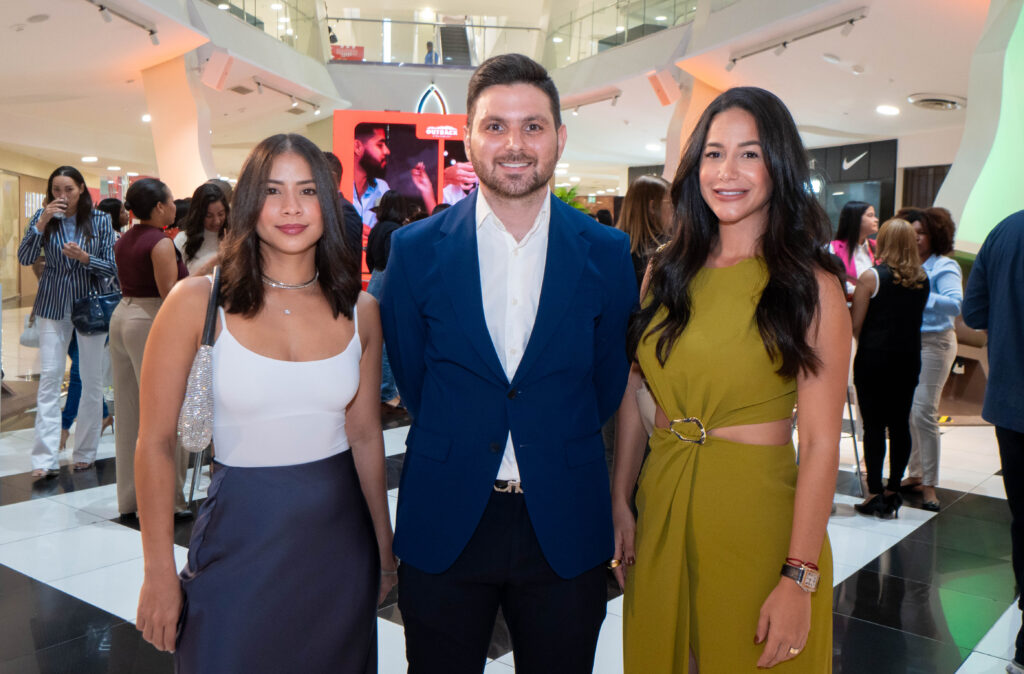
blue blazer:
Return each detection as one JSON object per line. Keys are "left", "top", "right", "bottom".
{"left": 381, "top": 193, "right": 637, "bottom": 578}
{"left": 17, "top": 209, "right": 117, "bottom": 321}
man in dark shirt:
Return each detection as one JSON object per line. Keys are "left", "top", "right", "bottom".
{"left": 963, "top": 209, "right": 1024, "bottom": 674}
{"left": 324, "top": 151, "right": 365, "bottom": 274}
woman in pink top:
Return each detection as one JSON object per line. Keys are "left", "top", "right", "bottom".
{"left": 830, "top": 200, "right": 879, "bottom": 296}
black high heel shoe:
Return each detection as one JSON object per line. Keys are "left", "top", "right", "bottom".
{"left": 883, "top": 492, "right": 903, "bottom": 519}
{"left": 854, "top": 494, "right": 887, "bottom": 517}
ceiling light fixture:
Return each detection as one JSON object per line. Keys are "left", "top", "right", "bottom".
{"left": 126, "top": 172, "right": 139, "bottom": 177}
{"left": 875, "top": 104, "right": 900, "bottom": 116}
{"left": 615, "top": 26, "right": 625, "bottom": 32}
{"left": 851, "top": 64, "right": 865, "bottom": 75}
{"left": 84, "top": 0, "right": 160, "bottom": 46}
{"left": 572, "top": 107, "right": 579, "bottom": 116}
{"left": 81, "top": 156, "right": 98, "bottom": 163}
{"left": 724, "top": 7, "right": 868, "bottom": 71}
{"left": 252, "top": 77, "right": 318, "bottom": 113}
{"left": 271, "top": 2, "right": 282, "bottom": 9}
{"left": 107, "top": 166, "right": 121, "bottom": 171}
{"left": 561, "top": 86, "right": 623, "bottom": 114}
{"left": 645, "top": 143, "right": 663, "bottom": 152}
{"left": 654, "top": 15, "right": 667, "bottom": 21}
{"left": 556, "top": 162, "right": 569, "bottom": 169}
{"left": 569, "top": 176, "right": 581, "bottom": 183}
{"left": 217, "top": 3, "right": 229, "bottom": 9}
{"left": 725, "top": 58, "right": 736, "bottom": 72}
{"left": 141, "top": 113, "right": 152, "bottom": 122}
{"left": 314, "top": 106, "right": 321, "bottom": 115}
{"left": 552, "top": 36, "right": 563, "bottom": 43}
{"left": 822, "top": 53, "right": 840, "bottom": 64}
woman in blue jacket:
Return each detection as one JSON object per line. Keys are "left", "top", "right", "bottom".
{"left": 18, "top": 166, "right": 117, "bottom": 477}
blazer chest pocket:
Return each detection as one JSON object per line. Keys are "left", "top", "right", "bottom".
{"left": 565, "top": 431, "right": 603, "bottom": 468}
{"left": 407, "top": 425, "right": 452, "bottom": 463}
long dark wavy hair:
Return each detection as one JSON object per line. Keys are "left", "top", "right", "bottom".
{"left": 627, "top": 87, "right": 842, "bottom": 379}
{"left": 834, "top": 200, "right": 872, "bottom": 261}
{"left": 42, "top": 166, "right": 94, "bottom": 244}
{"left": 181, "top": 184, "right": 230, "bottom": 263}
{"left": 219, "top": 134, "right": 360, "bottom": 319}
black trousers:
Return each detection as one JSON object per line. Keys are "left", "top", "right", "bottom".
{"left": 997, "top": 426, "right": 1024, "bottom": 663}
{"left": 853, "top": 348, "right": 921, "bottom": 494}
{"left": 398, "top": 490, "right": 608, "bottom": 674}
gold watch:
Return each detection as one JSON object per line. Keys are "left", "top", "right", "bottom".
{"left": 781, "top": 562, "right": 820, "bottom": 592}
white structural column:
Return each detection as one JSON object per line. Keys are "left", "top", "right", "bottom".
{"left": 141, "top": 54, "right": 217, "bottom": 198}
{"left": 662, "top": 73, "right": 722, "bottom": 181}
{"left": 935, "top": 0, "right": 1024, "bottom": 250}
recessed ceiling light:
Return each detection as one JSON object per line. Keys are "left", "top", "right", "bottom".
{"left": 552, "top": 36, "right": 563, "bottom": 43}
{"left": 876, "top": 104, "right": 900, "bottom": 116}
{"left": 851, "top": 64, "right": 865, "bottom": 75}
{"left": 596, "top": 190, "right": 605, "bottom": 194}
{"left": 832, "top": 191, "right": 845, "bottom": 196}
{"left": 141, "top": 113, "right": 152, "bottom": 122}
{"left": 286, "top": 28, "right": 294, "bottom": 35}
{"left": 107, "top": 166, "right": 121, "bottom": 171}
{"left": 645, "top": 143, "right": 662, "bottom": 152}
{"left": 569, "top": 176, "right": 581, "bottom": 183}
{"left": 555, "top": 168, "right": 568, "bottom": 176}
{"left": 81, "top": 156, "right": 98, "bottom": 163}
{"left": 615, "top": 26, "right": 625, "bottom": 32}
{"left": 270, "top": 3, "right": 283, "bottom": 8}
{"left": 126, "top": 172, "right": 139, "bottom": 177}
{"left": 556, "top": 162, "right": 569, "bottom": 169}
{"left": 822, "top": 53, "right": 840, "bottom": 64}
{"left": 279, "top": 16, "right": 289, "bottom": 22}
{"left": 217, "top": 3, "right": 229, "bottom": 9}
{"left": 655, "top": 15, "right": 667, "bottom": 21}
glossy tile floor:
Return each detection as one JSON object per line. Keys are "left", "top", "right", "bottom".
{"left": 1, "top": 305, "right": 1019, "bottom": 672}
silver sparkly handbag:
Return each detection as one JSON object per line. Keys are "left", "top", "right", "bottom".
{"left": 177, "top": 266, "right": 221, "bottom": 453}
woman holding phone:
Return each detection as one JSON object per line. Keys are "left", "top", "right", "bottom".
{"left": 17, "top": 166, "right": 117, "bottom": 477}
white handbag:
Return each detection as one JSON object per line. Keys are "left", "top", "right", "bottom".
{"left": 19, "top": 314, "right": 39, "bottom": 348}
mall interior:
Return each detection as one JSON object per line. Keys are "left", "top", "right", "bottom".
{"left": 0, "top": 0, "right": 1022, "bottom": 671}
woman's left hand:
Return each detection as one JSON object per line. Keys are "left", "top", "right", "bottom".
{"left": 754, "top": 579, "right": 812, "bottom": 668}
{"left": 378, "top": 568, "right": 398, "bottom": 605}
{"left": 62, "top": 242, "right": 89, "bottom": 264}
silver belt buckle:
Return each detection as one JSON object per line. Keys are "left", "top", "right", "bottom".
{"left": 494, "top": 480, "right": 523, "bottom": 494}
{"left": 669, "top": 417, "right": 707, "bottom": 445}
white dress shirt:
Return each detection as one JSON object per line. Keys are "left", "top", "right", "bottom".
{"left": 476, "top": 189, "right": 550, "bottom": 482}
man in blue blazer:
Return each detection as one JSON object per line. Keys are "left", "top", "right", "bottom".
{"left": 381, "top": 54, "right": 637, "bottom": 673}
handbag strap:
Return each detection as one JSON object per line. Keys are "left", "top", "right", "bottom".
{"left": 201, "top": 266, "right": 221, "bottom": 347}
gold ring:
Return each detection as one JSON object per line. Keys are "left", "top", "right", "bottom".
{"left": 607, "top": 559, "right": 622, "bottom": 569}
{"left": 788, "top": 647, "right": 801, "bottom": 656}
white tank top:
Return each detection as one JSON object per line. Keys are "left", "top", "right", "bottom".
{"left": 211, "top": 306, "right": 361, "bottom": 467}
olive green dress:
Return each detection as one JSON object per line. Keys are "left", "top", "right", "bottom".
{"left": 624, "top": 257, "right": 832, "bottom": 673}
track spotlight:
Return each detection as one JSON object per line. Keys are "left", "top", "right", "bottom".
{"left": 572, "top": 106, "right": 579, "bottom": 116}
{"left": 290, "top": 96, "right": 298, "bottom": 108}
{"left": 840, "top": 19, "right": 854, "bottom": 37}
{"left": 314, "top": 106, "right": 321, "bottom": 116}
{"left": 611, "top": 95, "right": 619, "bottom": 107}
{"left": 256, "top": 82, "right": 263, "bottom": 95}
{"left": 773, "top": 42, "right": 787, "bottom": 56}
{"left": 99, "top": 6, "right": 113, "bottom": 22}
{"left": 149, "top": 30, "right": 159, "bottom": 45}
{"left": 725, "top": 59, "right": 736, "bottom": 72}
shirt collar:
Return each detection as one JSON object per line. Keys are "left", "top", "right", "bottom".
{"left": 475, "top": 187, "right": 551, "bottom": 243}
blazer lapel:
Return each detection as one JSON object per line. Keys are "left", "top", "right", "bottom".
{"left": 436, "top": 195, "right": 509, "bottom": 385}
{"left": 512, "top": 197, "right": 589, "bottom": 387}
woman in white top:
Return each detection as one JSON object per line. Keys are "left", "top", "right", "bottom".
{"left": 173, "top": 183, "right": 228, "bottom": 275}
{"left": 829, "top": 201, "right": 879, "bottom": 296}
{"left": 135, "top": 133, "right": 396, "bottom": 671}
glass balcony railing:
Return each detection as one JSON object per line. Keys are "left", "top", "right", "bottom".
{"left": 325, "top": 17, "right": 539, "bottom": 67}
{"left": 542, "top": 0, "right": 741, "bottom": 68}
{"left": 203, "top": 0, "right": 321, "bottom": 61}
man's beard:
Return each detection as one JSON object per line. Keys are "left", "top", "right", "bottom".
{"left": 359, "top": 153, "right": 387, "bottom": 181}
{"left": 472, "top": 152, "right": 553, "bottom": 200}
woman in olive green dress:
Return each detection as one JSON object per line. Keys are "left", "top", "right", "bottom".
{"left": 611, "top": 87, "right": 851, "bottom": 672}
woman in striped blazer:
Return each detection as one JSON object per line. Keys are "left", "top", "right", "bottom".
{"left": 18, "top": 166, "right": 117, "bottom": 477}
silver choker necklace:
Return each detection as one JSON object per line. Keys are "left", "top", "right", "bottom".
{"left": 261, "top": 271, "right": 319, "bottom": 290}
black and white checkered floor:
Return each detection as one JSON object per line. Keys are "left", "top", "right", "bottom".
{"left": 0, "top": 419, "right": 1018, "bottom": 673}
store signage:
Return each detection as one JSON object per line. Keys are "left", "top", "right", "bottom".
{"left": 423, "top": 125, "right": 459, "bottom": 138}
{"left": 416, "top": 84, "right": 448, "bottom": 115}
{"left": 24, "top": 191, "right": 44, "bottom": 218}
{"left": 841, "top": 150, "right": 868, "bottom": 171}
{"left": 331, "top": 45, "right": 364, "bottom": 61}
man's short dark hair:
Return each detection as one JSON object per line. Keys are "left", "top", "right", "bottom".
{"left": 355, "top": 123, "right": 386, "bottom": 143}
{"left": 467, "top": 53, "right": 561, "bottom": 128}
{"left": 426, "top": 41, "right": 434, "bottom": 49}
{"left": 323, "top": 151, "right": 343, "bottom": 185}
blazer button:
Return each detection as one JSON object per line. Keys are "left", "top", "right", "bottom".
{"left": 489, "top": 442, "right": 501, "bottom": 453}
{"left": 507, "top": 389, "right": 518, "bottom": 399}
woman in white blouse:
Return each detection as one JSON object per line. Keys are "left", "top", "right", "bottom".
{"left": 174, "top": 183, "right": 229, "bottom": 275}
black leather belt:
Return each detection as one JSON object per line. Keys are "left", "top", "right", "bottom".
{"left": 493, "top": 480, "right": 523, "bottom": 494}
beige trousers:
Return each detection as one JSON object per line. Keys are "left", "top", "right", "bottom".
{"left": 109, "top": 297, "right": 188, "bottom": 514}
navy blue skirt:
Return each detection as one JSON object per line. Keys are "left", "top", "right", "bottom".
{"left": 176, "top": 451, "right": 378, "bottom": 673}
